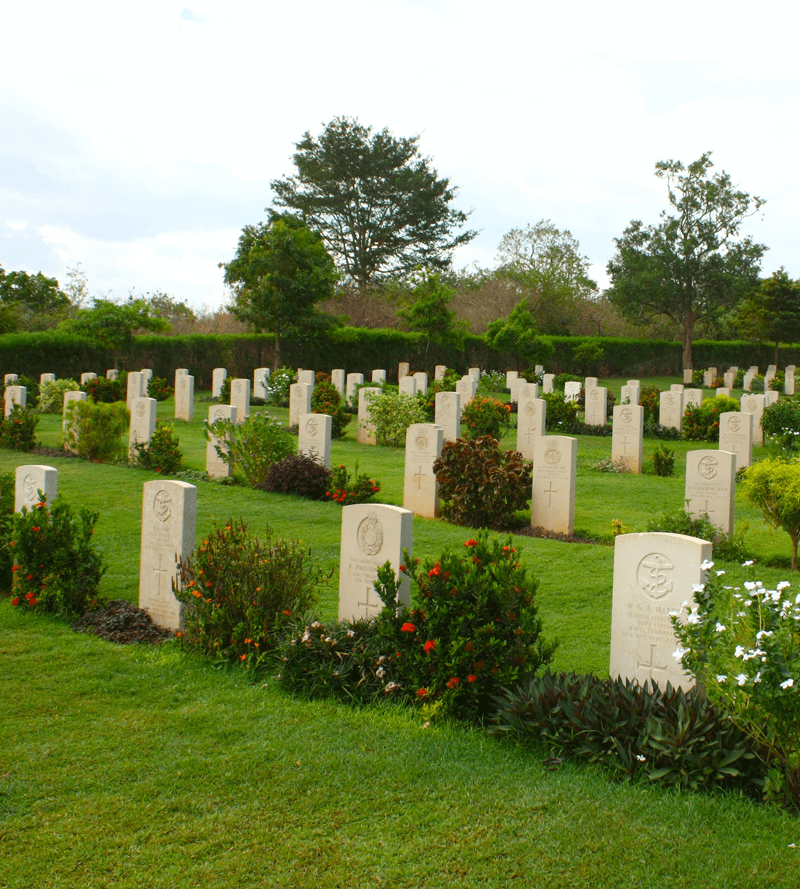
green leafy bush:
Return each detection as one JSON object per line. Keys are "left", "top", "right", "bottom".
{"left": 476, "top": 369, "right": 506, "bottom": 393}
{"left": 672, "top": 566, "right": 800, "bottom": 809}
{"left": 63, "top": 400, "right": 129, "bottom": 462}
{"left": 147, "top": 376, "right": 173, "bottom": 401}
{"left": 646, "top": 504, "right": 747, "bottom": 562}
{"left": 267, "top": 366, "right": 294, "bottom": 407}
{"left": 10, "top": 496, "right": 106, "bottom": 617}
{"left": 0, "top": 405, "right": 38, "bottom": 451}
{"left": 39, "top": 378, "right": 81, "bottom": 412}
{"left": 311, "top": 379, "right": 351, "bottom": 438}
{"left": 762, "top": 400, "right": 800, "bottom": 454}
{"left": 461, "top": 395, "right": 512, "bottom": 439}
{"left": 175, "top": 519, "right": 322, "bottom": 670}
{"left": 82, "top": 376, "right": 125, "bottom": 404}
{"left": 363, "top": 390, "right": 427, "bottom": 447}
{"left": 434, "top": 435, "right": 531, "bottom": 530}
{"left": 0, "top": 471, "right": 14, "bottom": 591}
{"left": 325, "top": 463, "right": 381, "bottom": 505}
{"left": 552, "top": 373, "right": 582, "bottom": 392}
{"left": 682, "top": 395, "right": 740, "bottom": 442}
{"left": 263, "top": 454, "right": 331, "bottom": 500}
{"left": 280, "top": 532, "right": 556, "bottom": 722}
{"left": 205, "top": 411, "right": 294, "bottom": 487}
{"left": 541, "top": 393, "right": 580, "bottom": 433}
{"left": 649, "top": 445, "right": 675, "bottom": 477}
{"left": 741, "top": 457, "right": 800, "bottom": 569}
{"left": 493, "top": 671, "right": 764, "bottom": 797}
{"left": 415, "top": 373, "right": 459, "bottom": 421}
{"left": 131, "top": 422, "right": 183, "bottom": 474}
{"left": 639, "top": 385, "right": 662, "bottom": 424}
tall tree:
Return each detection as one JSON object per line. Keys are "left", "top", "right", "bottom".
{"left": 221, "top": 212, "right": 337, "bottom": 367}
{"left": 606, "top": 152, "right": 766, "bottom": 368}
{"left": 270, "top": 116, "right": 476, "bottom": 295}
{"left": 735, "top": 268, "right": 800, "bottom": 365}
{"left": 396, "top": 271, "right": 466, "bottom": 364}
{"left": 0, "top": 264, "right": 69, "bottom": 330}
{"left": 485, "top": 299, "right": 554, "bottom": 370}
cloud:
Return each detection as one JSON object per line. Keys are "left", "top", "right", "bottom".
{"left": 180, "top": 7, "right": 206, "bottom": 24}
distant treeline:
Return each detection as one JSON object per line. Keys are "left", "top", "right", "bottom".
{"left": 1, "top": 329, "right": 798, "bottom": 386}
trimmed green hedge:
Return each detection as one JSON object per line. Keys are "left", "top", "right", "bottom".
{"left": 2, "top": 329, "right": 799, "bottom": 385}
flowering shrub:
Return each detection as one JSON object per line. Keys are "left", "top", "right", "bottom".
{"left": 541, "top": 393, "right": 580, "bottom": 433}
{"left": 415, "top": 372, "right": 460, "bottom": 421}
{"left": 762, "top": 400, "right": 800, "bottom": 454}
{"left": 263, "top": 454, "right": 331, "bottom": 500}
{"left": 63, "top": 400, "right": 129, "bottom": 462}
{"left": 205, "top": 411, "right": 294, "bottom": 487}
{"left": 147, "top": 376, "right": 173, "bottom": 401}
{"left": 672, "top": 563, "right": 800, "bottom": 810}
{"left": 0, "top": 471, "right": 14, "bottom": 590}
{"left": 82, "top": 376, "right": 125, "bottom": 404}
{"left": 364, "top": 390, "right": 427, "bottom": 447}
{"left": 39, "top": 378, "right": 81, "bottom": 412}
{"left": 741, "top": 458, "right": 800, "bottom": 569}
{"left": 649, "top": 444, "right": 675, "bottom": 477}
{"left": 280, "top": 533, "right": 555, "bottom": 721}
{"left": 639, "top": 385, "right": 661, "bottom": 424}
{"left": 476, "top": 369, "right": 507, "bottom": 394}
{"left": 311, "top": 379, "right": 351, "bottom": 439}
{"left": 10, "top": 496, "right": 106, "bottom": 617}
{"left": 434, "top": 436, "right": 531, "bottom": 530}
{"left": 175, "top": 519, "right": 322, "bottom": 669}
{"left": 0, "top": 404, "right": 38, "bottom": 451}
{"left": 461, "top": 395, "right": 512, "bottom": 439}
{"left": 267, "top": 367, "right": 294, "bottom": 407}
{"left": 325, "top": 463, "right": 380, "bottom": 505}
{"left": 494, "top": 671, "right": 763, "bottom": 796}
{"left": 682, "top": 395, "right": 739, "bottom": 442}
{"left": 131, "top": 422, "right": 183, "bottom": 474}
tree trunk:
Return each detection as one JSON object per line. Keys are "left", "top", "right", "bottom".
{"left": 681, "top": 326, "right": 693, "bottom": 372}
{"left": 775, "top": 341, "right": 780, "bottom": 368}
{"left": 274, "top": 333, "right": 281, "bottom": 370}
{"left": 793, "top": 534, "right": 798, "bottom": 572}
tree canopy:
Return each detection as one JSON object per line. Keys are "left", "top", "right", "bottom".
{"left": 485, "top": 299, "right": 554, "bottom": 370}
{"left": 606, "top": 152, "right": 766, "bottom": 368}
{"left": 270, "top": 116, "right": 476, "bottom": 295}
{"left": 0, "top": 264, "right": 69, "bottom": 331}
{"left": 221, "top": 212, "right": 337, "bottom": 367}
{"left": 396, "top": 271, "right": 466, "bottom": 362}
{"left": 735, "top": 268, "right": 800, "bottom": 365}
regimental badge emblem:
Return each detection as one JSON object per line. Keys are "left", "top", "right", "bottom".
{"left": 415, "top": 435, "right": 428, "bottom": 450}
{"left": 357, "top": 513, "right": 384, "bottom": 556}
{"left": 154, "top": 489, "right": 172, "bottom": 523}
{"left": 728, "top": 416, "right": 741, "bottom": 433}
{"left": 306, "top": 417, "right": 318, "bottom": 436}
{"left": 544, "top": 447, "right": 561, "bottom": 465}
{"left": 620, "top": 407, "right": 632, "bottom": 423}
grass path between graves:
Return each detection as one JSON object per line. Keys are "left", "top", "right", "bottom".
{"left": 2, "top": 380, "right": 799, "bottom": 887}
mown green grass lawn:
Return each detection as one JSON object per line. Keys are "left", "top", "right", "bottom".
{"left": 2, "top": 379, "right": 799, "bottom": 888}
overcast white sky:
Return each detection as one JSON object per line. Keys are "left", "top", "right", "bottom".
{"left": 2, "top": 1, "right": 798, "bottom": 310}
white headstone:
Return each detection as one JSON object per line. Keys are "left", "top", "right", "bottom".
{"left": 80, "top": 372, "right": 97, "bottom": 385}
{"left": 253, "top": 367, "right": 270, "bottom": 400}
{"left": 126, "top": 372, "right": 145, "bottom": 409}
{"left": 298, "top": 412, "right": 332, "bottom": 468}
{"left": 403, "top": 423, "right": 443, "bottom": 518}
{"left": 15, "top": 465, "right": 57, "bottom": 513}
{"left": 612, "top": 404, "right": 644, "bottom": 473}
{"left": 4, "top": 374, "right": 18, "bottom": 386}
{"left": 765, "top": 389, "right": 779, "bottom": 406}
{"left": 62, "top": 390, "right": 88, "bottom": 439}
{"left": 716, "top": 387, "right": 731, "bottom": 397}
{"left": 434, "top": 391, "right": 461, "bottom": 442}
{"left": 785, "top": 366, "right": 796, "bottom": 396}
{"left": 455, "top": 377, "right": 477, "bottom": 406}
{"left": 531, "top": 436, "right": 577, "bottom": 535}
{"left": 564, "top": 381, "right": 581, "bottom": 403}
{"left": 175, "top": 368, "right": 188, "bottom": 377}
{"left": 659, "top": 390, "right": 683, "bottom": 431}
{"left": 106, "top": 369, "right": 119, "bottom": 381}
{"left": 683, "top": 368, "right": 694, "bottom": 384}
{"left": 620, "top": 383, "right": 640, "bottom": 407}
{"left": 723, "top": 371, "right": 736, "bottom": 389}
{"left": 743, "top": 371, "right": 755, "bottom": 392}
{"left": 212, "top": 368, "right": 227, "bottom": 399}
{"left": 413, "top": 372, "right": 428, "bottom": 396}
{"left": 517, "top": 381, "right": 539, "bottom": 401}
{"left": 298, "top": 369, "right": 315, "bottom": 385}
{"left": 670, "top": 384, "right": 684, "bottom": 393}
{"left": 129, "top": 397, "right": 157, "bottom": 457}
{"left": 435, "top": 365, "right": 447, "bottom": 381}
{"left": 206, "top": 404, "right": 236, "bottom": 478}
{"left": 4, "top": 385, "right": 25, "bottom": 417}
{"left": 685, "top": 449, "right": 737, "bottom": 537}
{"left": 338, "top": 503, "right": 413, "bottom": 621}
{"left": 516, "top": 397, "right": 546, "bottom": 462}
{"left": 684, "top": 389, "right": 703, "bottom": 409}
{"left": 331, "top": 369, "right": 345, "bottom": 399}
{"left": 584, "top": 387, "right": 607, "bottom": 427}
{"left": 506, "top": 371, "right": 519, "bottom": 395}
{"left": 357, "top": 387, "right": 381, "bottom": 445}
{"left": 740, "top": 393, "right": 766, "bottom": 446}
{"left": 372, "top": 369, "right": 387, "bottom": 384}
{"left": 719, "top": 411, "right": 753, "bottom": 469}
{"left": 346, "top": 373, "right": 364, "bottom": 406}
{"left": 468, "top": 367, "right": 481, "bottom": 382}
{"left": 230, "top": 378, "right": 251, "bottom": 424}
{"left": 542, "top": 374, "right": 555, "bottom": 394}
{"left": 139, "top": 479, "right": 197, "bottom": 631}
{"left": 609, "top": 532, "right": 709, "bottom": 691}
{"left": 398, "top": 362, "right": 410, "bottom": 380}
{"left": 398, "top": 376, "right": 417, "bottom": 397}
{"left": 175, "top": 374, "right": 194, "bottom": 422}
{"left": 584, "top": 377, "right": 598, "bottom": 391}
{"left": 40, "top": 373, "right": 56, "bottom": 384}
{"left": 289, "top": 382, "right": 313, "bottom": 428}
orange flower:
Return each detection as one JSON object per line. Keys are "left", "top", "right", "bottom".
{"left": 464, "top": 539, "right": 478, "bottom": 547}
{"left": 467, "top": 674, "right": 477, "bottom": 683}
{"left": 446, "top": 676, "right": 459, "bottom": 689}
{"left": 240, "top": 654, "right": 247, "bottom": 661}
{"left": 416, "top": 688, "right": 428, "bottom": 697}
{"left": 423, "top": 639, "right": 436, "bottom": 654}
{"left": 401, "top": 622, "right": 416, "bottom": 633}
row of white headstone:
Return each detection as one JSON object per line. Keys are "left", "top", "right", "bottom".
{"left": 10, "top": 462, "right": 706, "bottom": 693}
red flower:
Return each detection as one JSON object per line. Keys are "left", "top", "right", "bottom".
{"left": 428, "top": 563, "right": 441, "bottom": 577}
{"left": 464, "top": 539, "right": 478, "bottom": 547}
{"left": 10, "top": 597, "right": 19, "bottom": 606}
{"left": 32, "top": 527, "right": 40, "bottom": 532}
{"left": 467, "top": 674, "right": 477, "bottom": 683}
{"left": 282, "top": 610, "right": 291, "bottom": 616}
{"left": 401, "top": 622, "right": 416, "bottom": 633}
{"left": 446, "top": 677, "right": 459, "bottom": 689}
{"left": 29, "top": 597, "right": 37, "bottom": 606}
{"left": 416, "top": 688, "right": 428, "bottom": 697}
{"left": 423, "top": 639, "right": 436, "bottom": 653}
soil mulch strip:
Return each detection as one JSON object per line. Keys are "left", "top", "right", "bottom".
{"left": 72, "top": 599, "right": 175, "bottom": 645}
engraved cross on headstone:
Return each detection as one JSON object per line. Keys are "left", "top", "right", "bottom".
{"left": 636, "top": 643, "right": 668, "bottom": 683}
{"left": 413, "top": 466, "right": 426, "bottom": 489}
{"left": 357, "top": 586, "right": 382, "bottom": 618}
{"left": 618, "top": 434, "right": 632, "bottom": 455}
{"left": 153, "top": 554, "right": 171, "bottom": 600}
{"left": 544, "top": 482, "right": 557, "bottom": 507}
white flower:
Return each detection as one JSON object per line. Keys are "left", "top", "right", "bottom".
{"left": 347, "top": 629, "right": 355, "bottom": 638}
{"left": 734, "top": 645, "right": 745, "bottom": 658}
{"left": 716, "top": 570, "right": 726, "bottom": 576}
{"left": 754, "top": 672, "right": 763, "bottom": 684}
{"left": 781, "top": 678, "right": 795, "bottom": 689}
{"left": 756, "top": 630, "right": 773, "bottom": 640}
{"left": 384, "top": 681, "right": 401, "bottom": 693}
{"left": 687, "top": 610, "right": 702, "bottom": 625}
{"left": 736, "top": 673, "right": 748, "bottom": 686}
{"left": 692, "top": 583, "right": 706, "bottom": 594}
{"left": 673, "top": 646, "right": 688, "bottom": 662}
{"left": 375, "top": 666, "right": 385, "bottom": 678}
{"left": 716, "top": 674, "right": 728, "bottom": 683}
{"left": 744, "top": 581, "right": 757, "bottom": 591}
{"left": 777, "top": 581, "right": 790, "bottom": 591}
{"left": 701, "top": 559, "right": 715, "bottom": 571}
{"left": 742, "top": 560, "right": 754, "bottom": 567}
{"left": 636, "top": 754, "right": 646, "bottom": 762}
{"left": 714, "top": 623, "right": 726, "bottom": 633}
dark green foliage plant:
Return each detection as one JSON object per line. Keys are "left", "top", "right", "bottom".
{"left": 325, "top": 463, "right": 380, "bottom": 505}
{"left": 311, "top": 379, "right": 351, "bottom": 438}
{"left": 131, "top": 422, "right": 183, "bottom": 474}
{"left": 552, "top": 373, "right": 582, "bottom": 392}
{"left": 649, "top": 444, "right": 675, "bottom": 477}
{"left": 82, "top": 376, "right": 125, "bottom": 404}
{"left": 415, "top": 372, "right": 459, "bottom": 421}
{"left": 762, "top": 400, "right": 800, "bottom": 454}
{"left": 639, "top": 385, "right": 662, "bottom": 424}
{"left": 646, "top": 503, "right": 747, "bottom": 561}
{"left": 175, "top": 519, "right": 322, "bottom": 670}
{"left": 263, "top": 454, "right": 331, "bottom": 500}
{"left": 217, "top": 376, "right": 232, "bottom": 403}
{"left": 493, "top": 671, "right": 764, "bottom": 797}
{"left": 434, "top": 435, "right": 531, "bottom": 530}
{"left": 541, "top": 393, "right": 580, "bottom": 432}
{"left": 10, "top": 496, "right": 106, "bottom": 617}
{"left": 0, "top": 405, "right": 38, "bottom": 451}
{"left": 205, "top": 411, "right": 294, "bottom": 487}
{"left": 461, "top": 395, "right": 512, "bottom": 439}
{"left": 0, "top": 471, "right": 13, "bottom": 590}
{"left": 147, "top": 376, "right": 173, "bottom": 401}
{"left": 682, "top": 395, "right": 739, "bottom": 442}
{"left": 63, "top": 400, "right": 129, "bottom": 462}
